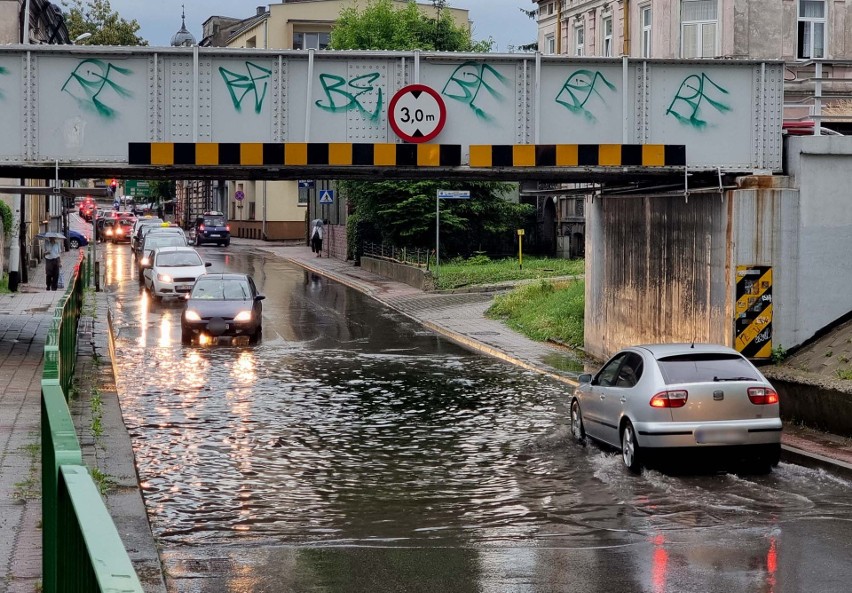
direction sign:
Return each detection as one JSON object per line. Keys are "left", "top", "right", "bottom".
{"left": 298, "top": 179, "right": 315, "bottom": 188}
{"left": 437, "top": 190, "right": 470, "bottom": 199}
{"left": 389, "top": 84, "right": 447, "bottom": 143}
{"left": 319, "top": 189, "right": 335, "bottom": 204}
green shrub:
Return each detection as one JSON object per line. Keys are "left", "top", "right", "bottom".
{"left": 0, "top": 200, "right": 12, "bottom": 235}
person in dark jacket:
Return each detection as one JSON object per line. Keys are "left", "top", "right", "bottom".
{"left": 310, "top": 218, "right": 324, "bottom": 257}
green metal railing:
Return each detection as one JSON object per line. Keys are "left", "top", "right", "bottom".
{"left": 41, "top": 253, "right": 143, "bottom": 593}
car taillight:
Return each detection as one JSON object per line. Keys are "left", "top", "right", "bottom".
{"left": 748, "top": 387, "right": 779, "bottom": 405}
{"left": 650, "top": 390, "right": 688, "bottom": 408}
{"left": 225, "top": 225, "right": 230, "bottom": 231}
{"left": 199, "top": 224, "right": 205, "bottom": 231}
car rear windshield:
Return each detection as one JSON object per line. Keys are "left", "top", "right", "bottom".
{"left": 146, "top": 236, "right": 186, "bottom": 249}
{"left": 657, "top": 353, "right": 758, "bottom": 385}
{"left": 191, "top": 279, "right": 251, "bottom": 300}
{"left": 203, "top": 217, "right": 226, "bottom": 226}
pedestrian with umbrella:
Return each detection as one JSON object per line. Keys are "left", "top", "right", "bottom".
{"left": 37, "top": 232, "right": 64, "bottom": 291}
{"left": 310, "top": 218, "right": 324, "bottom": 257}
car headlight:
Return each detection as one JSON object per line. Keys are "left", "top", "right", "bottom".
{"left": 184, "top": 310, "right": 201, "bottom": 321}
{"left": 157, "top": 273, "right": 173, "bottom": 283}
{"left": 234, "top": 310, "right": 252, "bottom": 322}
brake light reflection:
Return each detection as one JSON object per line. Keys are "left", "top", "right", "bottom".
{"left": 651, "top": 534, "right": 668, "bottom": 593}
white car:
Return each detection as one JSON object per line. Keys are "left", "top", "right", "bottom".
{"left": 570, "top": 343, "right": 782, "bottom": 473}
{"left": 143, "top": 246, "right": 211, "bottom": 301}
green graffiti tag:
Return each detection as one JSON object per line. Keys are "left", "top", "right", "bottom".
{"left": 555, "top": 69, "right": 616, "bottom": 122}
{"left": 666, "top": 73, "right": 731, "bottom": 129}
{"left": 315, "top": 72, "right": 383, "bottom": 122}
{"left": 441, "top": 62, "right": 509, "bottom": 122}
{"left": 219, "top": 62, "right": 271, "bottom": 114}
{"left": 61, "top": 59, "right": 132, "bottom": 119}
{"left": 0, "top": 66, "right": 7, "bottom": 100}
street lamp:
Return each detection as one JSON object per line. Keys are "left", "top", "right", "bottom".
{"left": 73, "top": 32, "right": 92, "bottom": 44}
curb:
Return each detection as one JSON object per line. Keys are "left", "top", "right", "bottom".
{"left": 781, "top": 444, "right": 852, "bottom": 478}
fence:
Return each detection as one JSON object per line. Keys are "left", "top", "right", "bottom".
{"left": 362, "top": 242, "right": 434, "bottom": 269}
{"left": 41, "top": 252, "right": 143, "bottom": 593}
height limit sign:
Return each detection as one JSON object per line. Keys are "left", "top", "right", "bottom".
{"left": 389, "top": 84, "right": 446, "bottom": 143}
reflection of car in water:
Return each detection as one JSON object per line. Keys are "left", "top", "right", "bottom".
{"left": 570, "top": 343, "right": 782, "bottom": 474}
{"left": 181, "top": 273, "right": 264, "bottom": 345}
{"left": 192, "top": 211, "right": 230, "bottom": 247}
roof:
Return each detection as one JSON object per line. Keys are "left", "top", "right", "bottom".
{"left": 632, "top": 343, "right": 743, "bottom": 358}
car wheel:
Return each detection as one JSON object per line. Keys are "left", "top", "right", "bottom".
{"left": 249, "top": 326, "right": 262, "bottom": 345}
{"left": 621, "top": 421, "right": 642, "bottom": 474}
{"left": 181, "top": 329, "right": 192, "bottom": 345}
{"left": 570, "top": 399, "right": 586, "bottom": 444}
{"left": 223, "top": 240, "right": 230, "bottom": 247}
{"left": 69, "top": 238, "right": 80, "bottom": 249}
{"left": 195, "top": 235, "right": 201, "bottom": 247}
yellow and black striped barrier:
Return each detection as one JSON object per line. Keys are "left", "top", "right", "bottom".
{"left": 470, "top": 144, "right": 686, "bottom": 167}
{"left": 129, "top": 142, "right": 462, "bottom": 167}
{"left": 128, "top": 142, "right": 686, "bottom": 169}
{"left": 735, "top": 265, "right": 773, "bottom": 359}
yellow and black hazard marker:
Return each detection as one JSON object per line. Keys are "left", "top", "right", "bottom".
{"left": 735, "top": 265, "right": 773, "bottom": 359}
{"left": 469, "top": 144, "right": 686, "bottom": 167}
{"left": 128, "top": 142, "right": 463, "bottom": 167}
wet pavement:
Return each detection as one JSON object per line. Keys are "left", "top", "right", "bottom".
{"left": 3, "top": 233, "right": 852, "bottom": 593}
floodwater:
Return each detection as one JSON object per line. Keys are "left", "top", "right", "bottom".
{"left": 100, "top": 243, "right": 852, "bottom": 593}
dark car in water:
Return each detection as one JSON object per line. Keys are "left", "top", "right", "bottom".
{"left": 181, "top": 274, "right": 264, "bottom": 345}
{"left": 192, "top": 211, "right": 230, "bottom": 247}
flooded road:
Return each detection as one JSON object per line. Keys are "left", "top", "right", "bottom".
{"left": 101, "top": 243, "right": 852, "bottom": 592}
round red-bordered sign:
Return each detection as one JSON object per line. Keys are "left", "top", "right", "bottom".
{"left": 388, "top": 84, "right": 447, "bottom": 143}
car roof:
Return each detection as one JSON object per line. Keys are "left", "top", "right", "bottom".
{"left": 197, "top": 273, "right": 251, "bottom": 281}
{"left": 152, "top": 246, "right": 199, "bottom": 254}
{"left": 630, "top": 343, "right": 743, "bottom": 358}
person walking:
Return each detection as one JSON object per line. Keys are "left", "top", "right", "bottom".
{"left": 310, "top": 218, "right": 324, "bottom": 257}
{"left": 44, "top": 236, "right": 62, "bottom": 291}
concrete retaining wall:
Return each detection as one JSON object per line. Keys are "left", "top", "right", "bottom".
{"left": 773, "top": 379, "right": 852, "bottom": 437}
{"left": 361, "top": 256, "right": 435, "bottom": 291}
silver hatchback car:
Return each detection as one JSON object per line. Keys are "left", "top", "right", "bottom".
{"left": 570, "top": 343, "right": 782, "bottom": 473}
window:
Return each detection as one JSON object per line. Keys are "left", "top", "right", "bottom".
{"left": 641, "top": 6, "right": 652, "bottom": 57}
{"left": 575, "top": 24, "right": 585, "bottom": 56}
{"left": 602, "top": 16, "right": 613, "bottom": 57}
{"left": 293, "top": 32, "right": 330, "bottom": 50}
{"left": 596, "top": 353, "right": 627, "bottom": 387}
{"left": 545, "top": 33, "right": 556, "bottom": 55}
{"left": 545, "top": 2, "right": 554, "bottom": 16}
{"left": 681, "top": 0, "right": 717, "bottom": 58}
{"left": 798, "top": 0, "right": 826, "bottom": 59}
{"left": 245, "top": 36, "right": 256, "bottom": 49}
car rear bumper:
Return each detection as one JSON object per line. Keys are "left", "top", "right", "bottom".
{"left": 635, "top": 418, "right": 782, "bottom": 448}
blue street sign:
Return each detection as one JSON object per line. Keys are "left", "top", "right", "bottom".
{"left": 437, "top": 190, "right": 470, "bottom": 199}
{"left": 298, "top": 179, "right": 315, "bottom": 188}
{"left": 319, "top": 189, "right": 335, "bottom": 204}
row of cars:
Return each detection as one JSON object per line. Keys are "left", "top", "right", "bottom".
{"left": 131, "top": 217, "right": 264, "bottom": 345}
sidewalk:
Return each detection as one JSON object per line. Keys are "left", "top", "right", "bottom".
{"left": 2, "top": 241, "right": 852, "bottom": 592}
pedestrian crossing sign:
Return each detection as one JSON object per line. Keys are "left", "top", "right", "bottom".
{"left": 319, "top": 189, "right": 335, "bottom": 204}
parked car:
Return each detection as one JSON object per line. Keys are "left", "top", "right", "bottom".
{"left": 570, "top": 343, "right": 782, "bottom": 473}
{"left": 181, "top": 273, "right": 264, "bottom": 345}
{"left": 136, "top": 231, "right": 191, "bottom": 281}
{"left": 191, "top": 211, "right": 230, "bottom": 247}
{"left": 143, "top": 246, "right": 210, "bottom": 301}
{"left": 67, "top": 229, "right": 89, "bottom": 249}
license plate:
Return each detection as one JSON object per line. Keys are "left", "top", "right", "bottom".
{"left": 177, "top": 284, "right": 192, "bottom": 291}
{"left": 694, "top": 428, "right": 746, "bottom": 444}
{"left": 209, "top": 233, "right": 220, "bottom": 237}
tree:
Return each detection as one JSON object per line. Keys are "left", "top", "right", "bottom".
{"left": 331, "top": 1, "right": 529, "bottom": 260}
{"left": 62, "top": 0, "right": 148, "bottom": 46}
{"left": 331, "top": 0, "right": 492, "bottom": 52}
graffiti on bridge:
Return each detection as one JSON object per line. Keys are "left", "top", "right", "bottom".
{"left": 315, "top": 72, "right": 383, "bottom": 122}
{"left": 441, "top": 62, "right": 509, "bottom": 122}
{"left": 61, "top": 59, "right": 132, "bottom": 119}
{"left": 667, "top": 73, "right": 731, "bottom": 129}
{"left": 555, "top": 69, "right": 616, "bottom": 122}
{"left": 219, "top": 62, "right": 272, "bottom": 114}
{"left": 0, "top": 66, "right": 7, "bottom": 100}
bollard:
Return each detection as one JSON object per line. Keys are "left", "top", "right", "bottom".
{"left": 94, "top": 261, "right": 100, "bottom": 292}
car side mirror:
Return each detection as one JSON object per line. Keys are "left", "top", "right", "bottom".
{"left": 578, "top": 373, "right": 593, "bottom": 384}
{"left": 255, "top": 295, "right": 266, "bottom": 301}
{"left": 205, "top": 262, "right": 212, "bottom": 267}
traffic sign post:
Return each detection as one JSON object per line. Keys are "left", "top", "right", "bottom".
{"left": 389, "top": 84, "right": 447, "bottom": 143}
{"left": 517, "top": 229, "right": 525, "bottom": 270}
{"left": 435, "top": 190, "right": 471, "bottom": 277}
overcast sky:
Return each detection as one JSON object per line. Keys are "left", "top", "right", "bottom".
{"left": 105, "top": 0, "right": 537, "bottom": 52}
